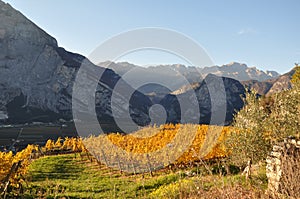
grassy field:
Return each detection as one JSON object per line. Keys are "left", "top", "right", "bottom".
{"left": 22, "top": 153, "right": 268, "bottom": 199}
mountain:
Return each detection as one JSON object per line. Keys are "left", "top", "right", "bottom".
{"left": 98, "top": 61, "right": 202, "bottom": 96}
{"left": 242, "top": 69, "right": 295, "bottom": 96}
{"left": 0, "top": 1, "right": 151, "bottom": 131}
{"left": 98, "top": 61, "right": 278, "bottom": 103}
{"left": 200, "top": 62, "right": 280, "bottom": 81}
{"left": 160, "top": 74, "right": 245, "bottom": 125}
{"left": 99, "top": 61, "right": 280, "bottom": 90}
{"left": 95, "top": 62, "right": 247, "bottom": 124}
{"left": 0, "top": 1, "right": 246, "bottom": 131}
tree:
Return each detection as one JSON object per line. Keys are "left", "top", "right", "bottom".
{"left": 225, "top": 91, "right": 271, "bottom": 167}
{"left": 225, "top": 65, "right": 300, "bottom": 167}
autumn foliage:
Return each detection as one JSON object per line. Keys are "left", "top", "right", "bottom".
{"left": 86, "top": 124, "right": 232, "bottom": 165}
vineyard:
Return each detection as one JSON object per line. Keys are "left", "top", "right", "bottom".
{"left": 0, "top": 137, "right": 86, "bottom": 197}
{"left": 0, "top": 124, "right": 234, "bottom": 197}
{"left": 84, "top": 124, "right": 232, "bottom": 173}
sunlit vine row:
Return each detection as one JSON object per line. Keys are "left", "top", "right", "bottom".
{"left": 42, "top": 137, "right": 87, "bottom": 153}
{"left": 0, "top": 144, "right": 38, "bottom": 189}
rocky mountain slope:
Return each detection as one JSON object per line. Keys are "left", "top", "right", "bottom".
{"left": 0, "top": 1, "right": 151, "bottom": 131}
{"left": 242, "top": 69, "right": 295, "bottom": 96}
{"left": 160, "top": 74, "right": 245, "bottom": 125}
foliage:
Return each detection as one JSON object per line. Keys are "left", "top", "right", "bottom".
{"left": 42, "top": 137, "right": 86, "bottom": 153}
{"left": 0, "top": 127, "right": 271, "bottom": 198}
{"left": 225, "top": 65, "right": 300, "bottom": 166}
{"left": 225, "top": 91, "right": 271, "bottom": 166}
{"left": 0, "top": 144, "right": 39, "bottom": 195}
{"left": 84, "top": 124, "right": 233, "bottom": 170}
{"left": 150, "top": 178, "right": 195, "bottom": 198}
{"left": 0, "top": 151, "right": 14, "bottom": 181}
{"left": 150, "top": 174, "right": 267, "bottom": 199}
{"left": 291, "top": 65, "right": 300, "bottom": 86}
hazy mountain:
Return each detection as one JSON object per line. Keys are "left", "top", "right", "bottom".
{"left": 98, "top": 61, "right": 202, "bottom": 95}
{"left": 98, "top": 61, "right": 279, "bottom": 110}
{"left": 99, "top": 61, "right": 280, "bottom": 95}
{"left": 242, "top": 69, "right": 295, "bottom": 96}
{"left": 200, "top": 62, "right": 280, "bottom": 81}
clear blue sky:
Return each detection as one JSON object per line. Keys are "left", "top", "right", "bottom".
{"left": 3, "top": 0, "right": 300, "bottom": 74}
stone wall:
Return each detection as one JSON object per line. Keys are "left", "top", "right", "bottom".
{"left": 266, "top": 137, "right": 300, "bottom": 196}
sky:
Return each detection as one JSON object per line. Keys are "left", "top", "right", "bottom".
{"left": 3, "top": 0, "right": 300, "bottom": 74}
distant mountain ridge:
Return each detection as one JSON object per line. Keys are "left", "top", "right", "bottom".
{"left": 99, "top": 60, "right": 295, "bottom": 99}
{"left": 99, "top": 61, "right": 280, "bottom": 84}
{"left": 98, "top": 61, "right": 280, "bottom": 98}
{"left": 199, "top": 62, "right": 280, "bottom": 81}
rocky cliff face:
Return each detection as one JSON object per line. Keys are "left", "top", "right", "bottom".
{"left": 0, "top": 1, "right": 151, "bottom": 130}
{"left": 0, "top": 1, "right": 61, "bottom": 122}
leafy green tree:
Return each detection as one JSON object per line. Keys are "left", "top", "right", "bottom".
{"left": 225, "top": 91, "right": 271, "bottom": 167}
{"left": 226, "top": 65, "right": 300, "bottom": 167}
{"left": 270, "top": 65, "right": 300, "bottom": 138}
